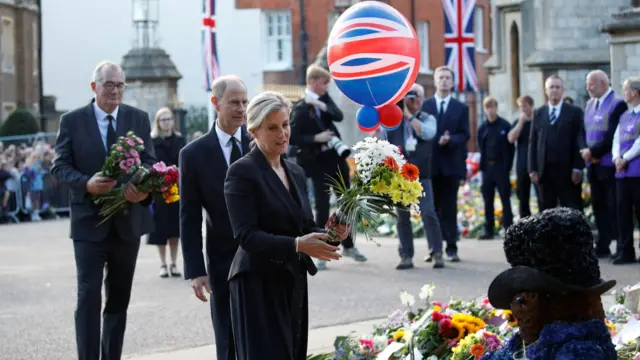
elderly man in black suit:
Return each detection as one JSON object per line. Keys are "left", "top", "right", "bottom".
{"left": 528, "top": 74, "right": 585, "bottom": 211}
{"left": 179, "top": 75, "right": 250, "bottom": 360}
{"left": 51, "top": 60, "right": 155, "bottom": 360}
{"left": 421, "top": 66, "right": 470, "bottom": 262}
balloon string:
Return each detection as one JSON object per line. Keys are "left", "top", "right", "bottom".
{"left": 365, "top": 81, "right": 379, "bottom": 108}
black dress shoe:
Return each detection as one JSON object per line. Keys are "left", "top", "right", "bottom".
{"left": 448, "top": 254, "right": 461, "bottom": 262}
{"left": 612, "top": 256, "right": 637, "bottom": 265}
{"left": 396, "top": 257, "right": 414, "bottom": 270}
{"left": 433, "top": 253, "right": 445, "bottom": 269}
{"left": 478, "top": 233, "right": 494, "bottom": 240}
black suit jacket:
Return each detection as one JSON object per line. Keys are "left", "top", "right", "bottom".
{"left": 51, "top": 100, "right": 156, "bottom": 241}
{"left": 179, "top": 125, "right": 251, "bottom": 280}
{"left": 224, "top": 147, "right": 320, "bottom": 281}
{"left": 289, "top": 93, "right": 344, "bottom": 168}
{"left": 528, "top": 103, "right": 584, "bottom": 179}
{"left": 421, "top": 97, "right": 470, "bottom": 180}
{"left": 477, "top": 116, "right": 515, "bottom": 173}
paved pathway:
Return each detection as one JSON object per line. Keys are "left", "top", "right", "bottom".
{"left": 0, "top": 220, "right": 636, "bottom": 359}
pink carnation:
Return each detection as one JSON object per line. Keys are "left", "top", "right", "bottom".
{"left": 135, "top": 158, "right": 141, "bottom": 165}
{"left": 125, "top": 138, "right": 135, "bottom": 146}
{"left": 116, "top": 146, "right": 124, "bottom": 152}
{"left": 126, "top": 158, "right": 135, "bottom": 167}
{"left": 152, "top": 161, "right": 168, "bottom": 173}
{"left": 136, "top": 137, "right": 144, "bottom": 144}
{"left": 119, "top": 160, "right": 128, "bottom": 171}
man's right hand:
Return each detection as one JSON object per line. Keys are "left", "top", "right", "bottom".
{"left": 314, "top": 130, "right": 334, "bottom": 143}
{"left": 529, "top": 172, "right": 539, "bottom": 184}
{"left": 85, "top": 173, "right": 116, "bottom": 195}
{"left": 519, "top": 112, "right": 530, "bottom": 123}
{"left": 191, "top": 276, "right": 211, "bottom": 302}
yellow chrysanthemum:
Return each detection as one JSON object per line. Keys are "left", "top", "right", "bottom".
{"left": 165, "top": 195, "right": 180, "bottom": 203}
{"left": 393, "top": 329, "right": 405, "bottom": 341}
{"left": 433, "top": 305, "right": 442, "bottom": 313}
{"left": 169, "top": 184, "right": 179, "bottom": 195}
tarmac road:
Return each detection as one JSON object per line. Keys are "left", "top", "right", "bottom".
{"left": 0, "top": 220, "right": 636, "bottom": 360}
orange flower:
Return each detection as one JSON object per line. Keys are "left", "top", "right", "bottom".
{"left": 382, "top": 156, "right": 399, "bottom": 171}
{"left": 470, "top": 344, "right": 486, "bottom": 358}
{"left": 401, "top": 163, "right": 419, "bottom": 181}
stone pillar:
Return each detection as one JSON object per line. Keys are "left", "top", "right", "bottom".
{"left": 601, "top": 6, "right": 640, "bottom": 93}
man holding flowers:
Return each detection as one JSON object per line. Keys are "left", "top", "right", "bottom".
{"left": 51, "top": 61, "right": 156, "bottom": 360}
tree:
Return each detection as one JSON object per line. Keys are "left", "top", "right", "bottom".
{"left": 0, "top": 109, "right": 40, "bottom": 138}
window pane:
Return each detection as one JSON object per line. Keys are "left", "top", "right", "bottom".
{"left": 267, "top": 13, "right": 273, "bottom": 36}
{"left": 277, "top": 38, "right": 283, "bottom": 61}
{"left": 475, "top": 8, "right": 484, "bottom": 48}
{"left": 417, "top": 21, "right": 429, "bottom": 69}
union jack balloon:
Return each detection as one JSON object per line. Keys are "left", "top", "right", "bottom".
{"left": 328, "top": 1, "right": 420, "bottom": 132}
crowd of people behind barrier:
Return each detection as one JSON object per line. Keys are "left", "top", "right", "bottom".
{"left": 0, "top": 135, "right": 71, "bottom": 224}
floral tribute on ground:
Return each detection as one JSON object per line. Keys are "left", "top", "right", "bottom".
{"left": 326, "top": 137, "right": 423, "bottom": 243}
{"left": 93, "top": 131, "right": 180, "bottom": 225}
{"left": 307, "top": 284, "right": 640, "bottom": 360}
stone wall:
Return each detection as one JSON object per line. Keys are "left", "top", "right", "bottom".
{"left": 609, "top": 37, "right": 640, "bottom": 94}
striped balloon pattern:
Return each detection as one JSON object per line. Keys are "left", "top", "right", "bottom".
{"left": 328, "top": 1, "right": 420, "bottom": 132}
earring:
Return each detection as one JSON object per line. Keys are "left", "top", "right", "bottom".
{"left": 515, "top": 295, "right": 525, "bottom": 305}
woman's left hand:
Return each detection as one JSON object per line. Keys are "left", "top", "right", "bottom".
{"left": 334, "top": 224, "right": 351, "bottom": 241}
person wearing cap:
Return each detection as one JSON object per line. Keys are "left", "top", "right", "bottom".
{"left": 381, "top": 84, "right": 445, "bottom": 269}
{"left": 482, "top": 207, "right": 617, "bottom": 359}
{"left": 476, "top": 96, "right": 515, "bottom": 240}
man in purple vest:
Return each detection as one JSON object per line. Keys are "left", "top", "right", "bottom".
{"left": 581, "top": 70, "right": 628, "bottom": 258}
{"left": 611, "top": 76, "right": 640, "bottom": 265}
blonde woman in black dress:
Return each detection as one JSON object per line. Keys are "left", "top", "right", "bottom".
{"left": 149, "top": 107, "right": 186, "bottom": 278}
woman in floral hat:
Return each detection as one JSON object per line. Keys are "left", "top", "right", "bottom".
{"left": 482, "top": 207, "right": 617, "bottom": 359}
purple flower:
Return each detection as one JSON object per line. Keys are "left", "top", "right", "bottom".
{"left": 119, "top": 160, "right": 128, "bottom": 171}
{"left": 152, "top": 161, "right": 168, "bottom": 173}
{"left": 125, "top": 138, "right": 135, "bottom": 147}
{"left": 116, "top": 146, "right": 124, "bottom": 152}
{"left": 136, "top": 137, "right": 144, "bottom": 144}
{"left": 126, "top": 158, "right": 135, "bottom": 167}
{"left": 135, "top": 158, "right": 141, "bottom": 165}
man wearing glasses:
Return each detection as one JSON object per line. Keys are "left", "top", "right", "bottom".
{"left": 51, "top": 60, "right": 156, "bottom": 360}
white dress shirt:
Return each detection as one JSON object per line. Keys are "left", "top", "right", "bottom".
{"left": 215, "top": 123, "right": 243, "bottom": 167}
{"left": 434, "top": 93, "right": 452, "bottom": 114}
{"left": 612, "top": 104, "right": 640, "bottom": 162}
{"left": 548, "top": 101, "right": 563, "bottom": 120}
{"left": 93, "top": 102, "right": 119, "bottom": 151}
{"left": 595, "top": 88, "right": 613, "bottom": 109}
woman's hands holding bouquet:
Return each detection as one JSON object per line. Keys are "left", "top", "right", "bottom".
{"left": 297, "top": 224, "right": 350, "bottom": 262}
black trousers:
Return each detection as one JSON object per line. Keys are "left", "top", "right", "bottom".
{"left": 481, "top": 164, "right": 514, "bottom": 234}
{"left": 516, "top": 168, "right": 541, "bottom": 218}
{"left": 616, "top": 177, "right": 640, "bottom": 259}
{"left": 431, "top": 174, "right": 460, "bottom": 256}
{"left": 588, "top": 164, "right": 618, "bottom": 252}
{"left": 208, "top": 258, "right": 235, "bottom": 360}
{"left": 306, "top": 154, "right": 354, "bottom": 249}
{"left": 539, "top": 164, "right": 582, "bottom": 211}
{"left": 73, "top": 235, "right": 140, "bottom": 360}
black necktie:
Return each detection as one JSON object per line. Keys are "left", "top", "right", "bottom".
{"left": 230, "top": 137, "right": 242, "bottom": 164}
{"left": 595, "top": 100, "right": 600, "bottom": 111}
{"left": 438, "top": 101, "right": 445, "bottom": 120}
{"left": 106, "top": 115, "right": 117, "bottom": 151}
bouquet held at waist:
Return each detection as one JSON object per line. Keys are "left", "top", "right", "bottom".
{"left": 326, "top": 137, "right": 423, "bottom": 243}
{"left": 93, "top": 131, "right": 180, "bottom": 225}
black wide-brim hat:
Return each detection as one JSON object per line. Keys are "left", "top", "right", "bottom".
{"left": 488, "top": 265, "right": 617, "bottom": 310}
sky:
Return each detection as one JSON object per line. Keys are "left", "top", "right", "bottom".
{"left": 42, "top": 0, "right": 206, "bottom": 111}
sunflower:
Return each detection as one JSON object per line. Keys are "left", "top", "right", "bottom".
{"left": 400, "top": 163, "right": 419, "bottom": 181}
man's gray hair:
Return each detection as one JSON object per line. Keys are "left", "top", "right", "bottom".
{"left": 92, "top": 61, "right": 124, "bottom": 83}
{"left": 246, "top": 91, "right": 291, "bottom": 132}
{"left": 587, "top": 69, "right": 609, "bottom": 84}
{"left": 412, "top": 83, "right": 425, "bottom": 98}
{"left": 212, "top": 75, "right": 246, "bottom": 99}
{"left": 624, "top": 76, "right": 640, "bottom": 93}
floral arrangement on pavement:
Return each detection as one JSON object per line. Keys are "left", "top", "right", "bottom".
{"left": 327, "top": 137, "right": 423, "bottom": 243}
{"left": 93, "top": 131, "right": 180, "bottom": 225}
{"left": 309, "top": 283, "right": 640, "bottom": 360}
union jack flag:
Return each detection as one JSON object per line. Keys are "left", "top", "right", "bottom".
{"left": 442, "top": 0, "right": 478, "bottom": 92}
{"left": 202, "top": 0, "right": 220, "bottom": 91}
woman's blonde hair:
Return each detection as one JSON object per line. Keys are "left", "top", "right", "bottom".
{"left": 246, "top": 91, "right": 292, "bottom": 132}
{"left": 151, "top": 107, "right": 177, "bottom": 138}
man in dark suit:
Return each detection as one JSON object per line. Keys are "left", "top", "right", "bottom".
{"left": 50, "top": 61, "right": 155, "bottom": 360}
{"left": 507, "top": 95, "right": 541, "bottom": 218}
{"left": 421, "top": 66, "right": 470, "bottom": 262}
{"left": 528, "top": 74, "right": 585, "bottom": 210}
{"left": 581, "top": 70, "right": 627, "bottom": 258}
{"left": 477, "top": 96, "right": 515, "bottom": 240}
{"left": 290, "top": 65, "right": 367, "bottom": 270}
{"left": 179, "top": 75, "right": 250, "bottom": 360}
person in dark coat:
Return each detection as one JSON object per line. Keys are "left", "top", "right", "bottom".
{"left": 148, "top": 107, "right": 186, "bottom": 278}
{"left": 224, "top": 91, "right": 348, "bottom": 360}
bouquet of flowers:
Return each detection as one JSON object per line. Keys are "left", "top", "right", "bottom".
{"left": 326, "top": 137, "right": 423, "bottom": 243}
{"left": 449, "top": 329, "right": 502, "bottom": 360}
{"left": 93, "top": 132, "right": 180, "bottom": 225}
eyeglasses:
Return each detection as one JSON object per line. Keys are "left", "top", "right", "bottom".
{"left": 159, "top": 117, "right": 173, "bottom": 122}
{"left": 102, "top": 81, "right": 127, "bottom": 91}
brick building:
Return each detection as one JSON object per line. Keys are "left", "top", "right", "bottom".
{"left": 234, "top": 0, "right": 491, "bottom": 150}
{"left": 0, "top": 0, "right": 40, "bottom": 123}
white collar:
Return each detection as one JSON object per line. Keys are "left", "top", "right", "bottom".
{"left": 215, "top": 122, "right": 242, "bottom": 146}
{"left": 93, "top": 101, "right": 119, "bottom": 121}
{"left": 434, "top": 93, "right": 452, "bottom": 104}
{"left": 548, "top": 101, "right": 563, "bottom": 113}
{"left": 596, "top": 88, "right": 613, "bottom": 104}
{"left": 633, "top": 104, "right": 640, "bottom": 114}
{"left": 304, "top": 88, "right": 320, "bottom": 101}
